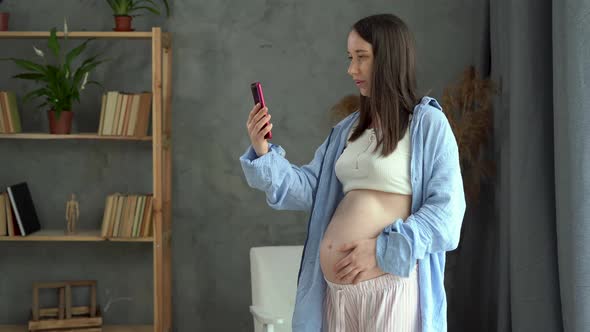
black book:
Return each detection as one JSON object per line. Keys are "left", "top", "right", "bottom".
{"left": 7, "top": 182, "right": 41, "bottom": 236}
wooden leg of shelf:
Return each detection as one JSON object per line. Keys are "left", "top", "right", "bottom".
{"left": 90, "top": 283, "right": 97, "bottom": 317}
{"left": 152, "top": 26, "right": 165, "bottom": 332}
{"left": 65, "top": 285, "right": 72, "bottom": 319}
{"left": 32, "top": 285, "right": 39, "bottom": 321}
{"left": 59, "top": 287, "right": 65, "bottom": 319}
{"left": 163, "top": 31, "right": 173, "bottom": 332}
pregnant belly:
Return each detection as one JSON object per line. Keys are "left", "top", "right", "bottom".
{"left": 320, "top": 189, "right": 411, "bottom": 284}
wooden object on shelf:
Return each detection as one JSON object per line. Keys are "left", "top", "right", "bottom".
{"left": 0, "top": 28, "right": 172, "bottom": 332}
{"left": 65, "top": 194, "right": 80, "bottom": 235}
{"left": 40, "top": 306, "right": 96, "bottom": 318}
{"left": 29, "top": 280, "right": 101, "bottom": 331}
{"left": 28, "top": 316, "right": 103, "bottom": 331}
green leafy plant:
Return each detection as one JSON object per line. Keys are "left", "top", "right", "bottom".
{"left": 106, "top": 0, "right": 170, "bottom": 17}
{"left": 1, "top": 23, "right": 106, "bottom": 119}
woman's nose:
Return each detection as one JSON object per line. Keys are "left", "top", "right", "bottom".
{"left": 348, "top": 62, "right": 357, "bottom": 76}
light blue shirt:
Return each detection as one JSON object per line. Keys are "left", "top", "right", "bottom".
{"left": 240, "top": 96, "right": 466, "bottom": 332}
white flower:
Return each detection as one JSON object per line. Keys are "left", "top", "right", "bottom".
{"left": 64, "top": 17, "right": 69, "bottom": 38}
{"left": 33, "top": 46, "right": 44, "bottom": 58}
{"left": 80, "top": 72, "right": 89, "bottom": 90}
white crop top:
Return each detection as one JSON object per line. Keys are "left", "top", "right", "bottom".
{"left": 335, "top": 118, "right": 412, "bottom": 195}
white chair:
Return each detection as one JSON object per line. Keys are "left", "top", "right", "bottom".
{"left": 249, "top": 245, "right": 304, "bottom": 332}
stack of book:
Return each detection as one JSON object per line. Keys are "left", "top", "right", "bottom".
{"left": 100, "top": 193, "right": 153, "bottom": 238}
{"left": 0, "top": 91, "right": 22, "bottom": 133}
{"left": 0, "top": 182, "right": 41, "bottom": 237}
{"left": 98, "top": 91, "right": 152, "bottom": 137}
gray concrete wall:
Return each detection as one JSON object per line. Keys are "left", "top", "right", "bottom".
{"left": 0, "top": 0, "right": 487, "bottom": 330}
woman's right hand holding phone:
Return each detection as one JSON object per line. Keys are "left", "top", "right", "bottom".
{"left": 247, "top": 103, "right": 273, "bottom": 157}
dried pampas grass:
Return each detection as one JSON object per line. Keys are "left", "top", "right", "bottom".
{"left": 329, "top": 94, "right": 360, "bottom": 125}
{"left": 441, "top": 65, "right": 497, "bottom": 206}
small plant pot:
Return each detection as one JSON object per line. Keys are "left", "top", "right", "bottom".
{"left": 113, "top": 15, "right": 134, "bottom": 31}
{"left": 48, "top": 110, "right": 73, "bottom": 134}
{"left": 0, "top": 12, "right": 9, "bottom": 31}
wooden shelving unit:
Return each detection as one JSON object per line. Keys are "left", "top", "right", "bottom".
{"left": 0, "top": 28, "right": 173, "bottom": 332}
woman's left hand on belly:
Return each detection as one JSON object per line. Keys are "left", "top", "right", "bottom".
{"left": 334, "top": 237, "right": 379, "bottom": 284}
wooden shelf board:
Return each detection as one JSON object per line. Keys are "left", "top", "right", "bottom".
{"left": 0, "top": 133, "right": 151, "bottom": 141}
{"left": 0, "top": 31, "right": 161, "bottom": 39}
{"left": 0, "top": 325, "right": 153, "bottom": 332}
{"left": 108, "top": 236, "right": 154, "bottom": 243}
{"left": 0, "top": 230, "right": 153, "bottom": 242}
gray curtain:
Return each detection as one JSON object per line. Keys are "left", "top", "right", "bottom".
{"left": 489, "top": 0, "right": 590, "bottom": 331}
{"left": 444, "top": 0, "right": 498, "bottom": 330}
{"left": 552, "top": 0, "right": 590, "bottom": 331}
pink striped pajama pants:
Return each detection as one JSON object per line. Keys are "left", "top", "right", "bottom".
{"left": 323, "top": 265, "right": 421, "bottom": 332}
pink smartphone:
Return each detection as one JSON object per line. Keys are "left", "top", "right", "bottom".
{"left": 250, "top": 81, "right": 272, "bottom": 140}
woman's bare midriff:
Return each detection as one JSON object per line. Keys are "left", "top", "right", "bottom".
{"left": 320, "top": 189, "right": 412, "bottom": 284}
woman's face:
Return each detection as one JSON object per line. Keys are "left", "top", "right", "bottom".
{"left": 347, "top": 29, "right": 374, "bottom": 97}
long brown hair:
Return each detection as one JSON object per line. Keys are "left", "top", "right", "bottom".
{"left": 349, "top": 14, "right": 419, "bottom": 156}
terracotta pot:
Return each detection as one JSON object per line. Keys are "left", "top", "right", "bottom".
{"left": 0, "top": 12, "right": 9, "bottom": 31}
{"left": 48, "top": 110, "right": 73, "bottom": 134}
{"left": 114, "top": 15, "right": 133, "bottom": 31}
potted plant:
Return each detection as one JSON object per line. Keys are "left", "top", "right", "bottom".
{"left": 0, "top": 0, "right": 9, "bottom": 31}
{"left": 106, "top": 0, "right": 170, "bottom": 31}
{"left": 1, "top": 24, "right": 106, "bottom": 134}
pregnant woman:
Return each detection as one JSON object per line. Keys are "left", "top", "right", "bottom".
{"left": 240, "top": 13, "right": 466, "bottom": 332}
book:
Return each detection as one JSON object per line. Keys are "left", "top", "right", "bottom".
{"left": 0, "top": 92, "right": 11, "bottom": 132}
{"left": 0, "top": 91, "right": 22, "bottom": 133}
{"left": 4, "top": 92, "right": 22, "bottom": 133}
{"left": 98, "top": 93, "right": 107, "bottom": 135}
{"left": 0, "top": 193, "right": 6, "bottom": 236}
{"left": 5, "top": 193, "right": 15, "bottom": 236}
{"left": 100, "top": 195, "right": 114, "bottom": 237}
{"left": 100, "top": 193, "right": 152, "bottom": 238}
{"left": 7, "top": 182, "right": 41, "bottom": 236}
{"left": 98, "top": 91, "right": 152, "bottom": 137}
{"left": 141, "top": 195, "right": 153, "bottom": 237}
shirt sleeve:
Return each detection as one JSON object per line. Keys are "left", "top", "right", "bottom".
{"left": 375, "top": 113, "right": 466, "bottom": 277}
{"left": 239, "top": 135, "right": 331, "bottom": 211}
